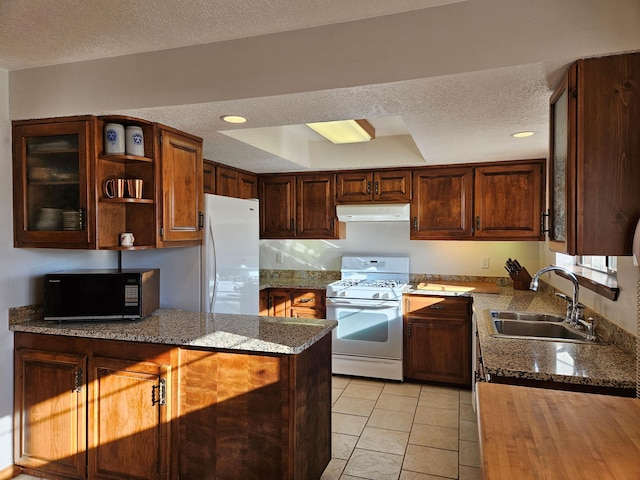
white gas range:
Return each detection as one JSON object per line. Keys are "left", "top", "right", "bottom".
{"left": 326, "top": 255, "right": 409, "bottom": 381}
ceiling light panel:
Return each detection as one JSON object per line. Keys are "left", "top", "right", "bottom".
{"left": 306, "top": 119, "right": 375, "bottom": 144}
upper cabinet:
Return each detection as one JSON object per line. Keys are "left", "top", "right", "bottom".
{"left": 410, "top": 160, "right": 544, "bottom": 240}
{"left": 156, "top": 126, "right": 203, "bottom": 247}
{"left": 203, "top": 160, "right": 258, "bottom": 199}
{"left": 336, "top": 170, "right": 412, "bottom": 203}
{"left": 259, "top": 173, "right": 342, "bottom": 239}
{"left": 474, "top": 162, "right": 543, "bottom": 239}
{"left": 13, "top": 115, "right": 203, "bottom": 249}
{"left": 13, "top": 116, "right": 95, "bottom": 249}
{"left": 548, "top": 52, "right": 640, "bottom": 255}
{"left": 411, "top": 167, "right": 474, "bottom": 239}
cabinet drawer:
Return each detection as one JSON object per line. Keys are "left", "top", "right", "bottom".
{"left": 404, "top": 295, "right": 471, "bottom": 316}
{"left": 291, "top": 290, "right": 325, "bottom": 308}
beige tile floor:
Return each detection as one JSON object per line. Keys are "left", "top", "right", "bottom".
{"left": 15, "top": 377, "right": 480, "bottom": 480}
{"left": 322, "top": 375, "right": 481, "bottom": 480}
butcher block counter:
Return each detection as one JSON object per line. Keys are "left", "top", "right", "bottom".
{"left": 477, "top": 382, "right": 640, "bottom": 479}
{"left": 10, "top": 306, "right": 336, "bottom": 480}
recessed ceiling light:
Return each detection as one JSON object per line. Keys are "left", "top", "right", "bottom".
{"left": 221, "top": 115, "right": 248, "bottom": 124}
{"left": 511, "top": 131, "right": 536, "bottom": 138}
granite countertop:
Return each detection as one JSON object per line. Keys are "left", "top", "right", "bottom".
{"left": 9, "top": 307, "right": 337, "bottom": 355}
{"left": 471, "top": 289, "right": 636, "bottom": 390}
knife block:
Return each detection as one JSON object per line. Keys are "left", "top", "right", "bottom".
{"left": 509, "top": 267, "right": 533, "bottom": 290}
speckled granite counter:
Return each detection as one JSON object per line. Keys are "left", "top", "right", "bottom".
{"left": 9, "top": 306, "right": 336, "bottom": 355}
{"left": 471, "top": 289, "right": 636, "bottom": 390}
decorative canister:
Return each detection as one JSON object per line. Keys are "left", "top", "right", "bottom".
{"left": 125, "top": 126, "right": 145, "bottom": 156}
{"left": 104, "top": 123, "right": 125, "bottom": 154}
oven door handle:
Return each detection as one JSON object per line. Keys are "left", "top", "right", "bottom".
{"left": 326, "top": 298, "right": 400, "bottom": 308}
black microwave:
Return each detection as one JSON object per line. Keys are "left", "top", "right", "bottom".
{"left": 43, "top": 269, "right": 160, "bottom": 321}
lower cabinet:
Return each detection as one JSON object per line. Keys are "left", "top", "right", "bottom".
{"left": 260, "top": 288, "right": 326, "bottom": 319}
{"left": 14, "top": 333, "right": 173, "bottom": 480}
{"left": 14, "top": 331, "right": 332, "bottom": 480}
{"left": 14, "top": 348, "right": 87, "bottom": 479}
{"left": 403, "top": 295, "right": 472, "bottom": 386}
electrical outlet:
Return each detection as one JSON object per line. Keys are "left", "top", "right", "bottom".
{"left": 275, "top": 252, "right": 284, "bottom": 264}
{"left": 481, "top": 257, "right": 490, "bottom": 269}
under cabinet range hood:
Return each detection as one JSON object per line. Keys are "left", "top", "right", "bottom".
{"left": 336, "top": 203, "right": 410, "bottom": 222}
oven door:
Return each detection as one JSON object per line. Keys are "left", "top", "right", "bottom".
{"left": 327, "top": 297, "right": 403, "bottom": 360}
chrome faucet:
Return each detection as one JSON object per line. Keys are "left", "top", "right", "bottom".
{"left": 530, "top": 265, "right": 581, "bottom": 326}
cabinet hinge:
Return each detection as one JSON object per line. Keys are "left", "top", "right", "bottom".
{"left": 330, "top": 218, "right": 335, "bottom": 231}
{"left": 160, "top": 226, "right": 164, "bottom": 238}
{"left": 158, "top": 134, "right": 163, "bottom": 145}
{"left": 540, "top": 209, "right": 550, "bottom": 235}
{"left": 475, "top": 216, "right": 481, "bottom": 231}
{"left": 73, "top": 368, "right": 83, "bottom": 393}
{"left": 408, "top": 323, "right": 412, "bottom": 338}
{"left": 366, "top": 181, "right": 371, "bottom": 195}
{"left": 152, "top": 378, "right": 167, "bottom": 406}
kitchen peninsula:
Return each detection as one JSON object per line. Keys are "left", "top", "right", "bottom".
{"left": 10, "top": 307, "right": 336, "bottom": 480}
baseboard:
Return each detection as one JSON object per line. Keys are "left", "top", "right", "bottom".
{"left": 0, "top": 464, "right": 21, "bottom": 480}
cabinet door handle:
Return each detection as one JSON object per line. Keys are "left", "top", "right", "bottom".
{"left": 540, "top": 209, "right": 550, "bottom": 235}
{"left": 198, "top": 211, "right": 204, "bottom": 229}
{"left": 475, "top": 216, "right": 481, "bottom": 230}
{"left": 73, "top": 368, "right": 83, "bottom": 393}
{"left": 152, "top": 378, "right": 167, "bottom": 406}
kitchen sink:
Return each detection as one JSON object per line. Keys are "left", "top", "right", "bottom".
{"left": 489, "top": 310, "right": 565, "bottom": 323}
{"left": 485, "top": 310, "right": 606, "bottom": 345}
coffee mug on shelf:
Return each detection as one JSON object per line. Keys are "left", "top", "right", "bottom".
{"left": 103, "top": 178, "right": 126, "bottom": 198}
{"left": 126, "top": 178, "right": 143, "bottom": 199}
{"left": 120, "top": 232, "right": 135, "bottom": 247}
{"left": 125, "top": 126, "right": 145, "bottom": 156}
{"left": 104, "top": 123, "right": 125, "bottom": 155}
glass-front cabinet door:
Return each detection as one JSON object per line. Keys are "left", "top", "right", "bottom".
{"left": 13, "top": 119, "right": 94, "bottom": 248}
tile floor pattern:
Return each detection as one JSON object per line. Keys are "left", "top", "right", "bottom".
{"left": 322, "top": 376, "right": 481, "bottom": 480}
{"left": 14, "top": 377, "right": 480, "bottom": 480}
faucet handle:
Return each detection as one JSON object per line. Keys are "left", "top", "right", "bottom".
{"left": 555, "top": 292, "right": 572, "bottom": 303}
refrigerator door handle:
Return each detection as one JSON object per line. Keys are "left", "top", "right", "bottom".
{"left": 208, "top": 219, "right": 218, "bottom": 313}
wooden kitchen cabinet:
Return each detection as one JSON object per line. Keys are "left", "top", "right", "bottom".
{"left": 548, "top": 52, "right": 640, "bottom": 255}
{"left": 259, "top": 173, "right": 341, "bottom": 239}
{"left": 13, "top": 115, "right": 204, "bottom": 250}
{"left": 404, "top": 295, "right": 472, "bottom": 386}
{"left": 12, "top": 116, "right": 95, "bottom": 249}
{"left": 87, "top": 356, "right": 170, "bottom": 480}
{"left": 14, "top": 333, "right": 174, "bottom": 480}
{"left": 336, "top": 170, "right": 412, "bottom": 203}
{"left": 411, "top": 166, "right": 474, "bottom": 239}
{"left": 410, "top": 160, "right": 544, "bottom": 240}
{"left": 214, "top": 164, "right": 258, "bottom": 199}
{"left": 474, "top": 160, "right": 544, "bottom": 239}
{"left": 203, "top": 159, "right": 215, "bottom": 194}
{"left": 14, "top": 348, "right": 87, "bottom": 479}
{"left": 261, "top": 288, "right": 326, "bottom": 319}
{"left": 156, "top": 125, "right": 203, "bottom": 247}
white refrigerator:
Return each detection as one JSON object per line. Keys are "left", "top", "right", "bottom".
{"left": 201, "top": 194, "right": 259, "bottom": 314}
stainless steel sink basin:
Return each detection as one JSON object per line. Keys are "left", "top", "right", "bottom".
{"left": 490, "top": 310, "right": 565, "bottom": 323}
{"left": 485, "top": 310, "right": 606, "bottom": 344}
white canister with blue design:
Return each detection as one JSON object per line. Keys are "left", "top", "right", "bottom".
{"left": 125, "top": 126, "right": 145, "bottom": 156}
{"left": 104, "top": 123, "right": 125, "bottom": 155}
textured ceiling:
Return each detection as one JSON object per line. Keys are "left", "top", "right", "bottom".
{"left": 2, "top": 0, "right": 640, "bottom": 173}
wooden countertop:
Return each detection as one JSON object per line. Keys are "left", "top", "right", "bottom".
{"left": 477, "top": 382, "right": 640, "bottom": 479}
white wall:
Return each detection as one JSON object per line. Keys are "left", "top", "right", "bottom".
{"left": 259, "top": 221, "right": 541, "bottom": 275}
{"left": 0, "top": 71, "right": 114, "bottom": 470}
